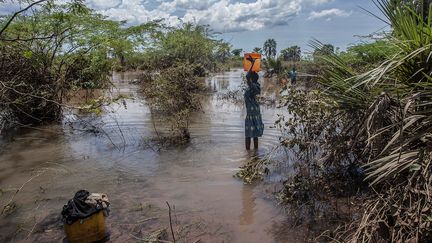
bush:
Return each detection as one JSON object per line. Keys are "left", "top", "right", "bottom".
{"left": 64, "top": 51, "right": 112, "bottom": 90}
{"left": 0, "top": 45, "right": 61, "bottom": 125}
{"left": 0, "top": 1, "right": 135, "bottom": 130}
{"left": 141, "top": 64, "right": 207, "bottom": 142}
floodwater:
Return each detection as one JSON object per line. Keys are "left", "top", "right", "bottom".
{"left": 0, "top": 69, "right": 299, "bottom": 242}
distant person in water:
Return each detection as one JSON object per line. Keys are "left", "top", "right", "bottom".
{"left": 289, "top": 67, "right": 297, "bottom": 85}
{"left": 244, "top": 57, "right": 264, "bottom": 150}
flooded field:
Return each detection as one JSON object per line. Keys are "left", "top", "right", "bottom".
{"left": 0, "top": 69, "right": 300, "bottom": 242}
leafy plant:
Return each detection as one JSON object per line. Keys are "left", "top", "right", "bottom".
{"left": 141, "top": 64, "right": 207, "bottom": 143}
{"left": 263, "top": 57, "right": 285, "bottom": 78}
{"left": 280, "top": 45, "right": 301, "bottom": 62}
{"left": 263, "top": 38, "right": 277, "bottom": 59}
{"left": 0, "top": 1, "right": 153, "bottom": 129}
{"left": 142, "top": 23, "right": 223, "bottom": 75}
{"left": 253, "top": 47, "right": 262, "bottom": 54}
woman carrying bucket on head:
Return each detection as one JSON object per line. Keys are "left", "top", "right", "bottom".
{"left": 243, "top": 53, "right": 264, "bottom": 150}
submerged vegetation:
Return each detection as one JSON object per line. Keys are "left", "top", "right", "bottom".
{"left": 138, "top": 23, "right": 231, "bottom": 142}
{"left": 141, "top": 63, "right": 207, "bottom": 142}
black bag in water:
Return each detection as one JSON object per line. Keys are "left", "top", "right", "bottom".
{"left": 61, "top": 190, "right": 101, "bottom": 225}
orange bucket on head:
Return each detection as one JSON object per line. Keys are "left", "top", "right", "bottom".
{"left": 243, "top": 53, "right": 261, "bottom": 72}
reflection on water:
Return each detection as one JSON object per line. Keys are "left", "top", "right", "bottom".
{"left": 239, "top": 153, "right": 260, "bottom": 226}
{"left": 0, "top": 69, "right": 291, "bottom": 242}
{"left": 239, "top": 184, "right": 256, "bottom": 226}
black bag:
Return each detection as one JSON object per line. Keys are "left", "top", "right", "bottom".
{"left": 61, "top": 190, "right": 101, "bottom": 225}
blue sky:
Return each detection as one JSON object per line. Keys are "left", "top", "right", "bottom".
{"left": 1, "top": 0, "right": 389, "bottom": 53}
{"left": 223, "top": 0, "right": 388, "bottom": 54}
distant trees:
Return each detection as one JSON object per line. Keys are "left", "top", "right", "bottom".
{"left": 253, "top": 47, "right": 262, "bottom": 54}
{"left": 313, "top": 44, "right": 335, "bottom": 58}
{"left": 215, "top": 42, "right": 232, "bottom": 62}
{"left": 280, "top": 45, "right": 301, "bottom": 62}
{"left": 263, "top": 38, "right": 277, "bottom": 59}
{"left": 397, "top": 0, "right": 431, "bottom": 21}
{"left": 143, "top": 23, "right": 219, "bottom": 75}
{"left": 338, "top": 40, "right": 397, "bottom": 71}
{"left": 231, "top": 48, "right": 242, "bottom": 56}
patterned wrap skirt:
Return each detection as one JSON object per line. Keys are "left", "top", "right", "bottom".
{"left": 244, "top": 82, "right": 264, "bottom": 138}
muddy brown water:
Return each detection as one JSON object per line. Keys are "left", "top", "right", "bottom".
{"left": 0, "top": 69, "right": 303, "bottom": 242}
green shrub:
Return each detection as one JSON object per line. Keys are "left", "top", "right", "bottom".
{"left": 141, "top": 64, "right": 207, "bottom": 142}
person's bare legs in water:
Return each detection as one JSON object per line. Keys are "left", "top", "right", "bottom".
{"left": 245, "top": 137, "right": 259, "bottom": 150}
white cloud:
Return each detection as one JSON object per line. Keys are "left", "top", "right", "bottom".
{"left": 303, "top": 0, "right": 334, "bottom": 6}
{"left": 160, "top": 0, "right": 219, "bottom": 11}
{"left": 307, "top": 8, "right": 351, "bottom": 21}
{"left": 0, "top": 0, "right": 336, "bottom": 32}
{"left": 99, "top": 0, "right": 181, "bottom": 26}
{"left": 87, "top": 0, "right": 121, "bottom": 10}
{"left": 96, "top": 0, "right": 330, "bottom": 32}
{"left": 181, "top": 0, "right": 302, "bottom": 32}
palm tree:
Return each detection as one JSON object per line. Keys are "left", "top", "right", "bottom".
{"left": 313, "top": 43, "right": 334, "bottom": 58}
{"left": 231, "top": 48, "right": 242, "bottom": 56}
{"left": 263, "top": 38, "right": 277, "bottom": 59}
{"left": 253, "top": 47, "right": 262, "bottom": 54}
{"left": 280, "top": 45, "right": 301, "bottom": 62}
{"left": 215, "top": 42, "right": 231, "bottom": 62}
{"left": 252, "top": 47, "right": 262, "bottom": 54}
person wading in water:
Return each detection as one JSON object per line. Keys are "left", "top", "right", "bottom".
{"left": 244, "top": 56, "right": 264, "bottom": 150}
{"left": 289, "top": 67, "right": 297, "bottom": 85}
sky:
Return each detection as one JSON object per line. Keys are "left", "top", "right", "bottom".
{"left": 1, "top": 0, "right": 389, "bottom": 54}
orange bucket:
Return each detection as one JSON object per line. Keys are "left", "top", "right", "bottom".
{"left": 64, "top": 211, "right": 108, "bottom": 243}
{"left": 243, "top": 53, "right": 261, "bottom": 72}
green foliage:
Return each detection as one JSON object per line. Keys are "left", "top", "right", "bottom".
{"left": 262, "top": 57, "right": 284, "bottom": 77}
{"left": 253, "top": 47, "right": 262, "bottom": 54}
{"left": 78, "top": 94, "right": 131, "bottom": 116}
{"left": 64, "top": 50, "right": 112, "bottom": 90}
{"left": 234, "top": 156, "right": 270, "bottom": 184}
{"left": 0, "top": 0, "right": 150, "bottom": 128}
{"left": 231, "top": 48, "right": 242, "bottom": 56}
{"left": 141, "top": 64, "right": 206, "bottom": 141}
{"left": 143, "top": 23, "right": 221, "bottom": 75}
{"left": 263, "top": 38, "right": 277, "bottom": 59}
{"left": 276, "top": 87, "right": 364, "bottom": 187}
{"left": 280, "top": 45, "right": 301, "bottom": 62}
{"left": 312, "top": 43, "right": 334, "bottom": 59}
{"left": 0, "top": 45, "right": 61, "bottom": 124}
{"left": 338, "top": 40, "right": 398, "bottom": 71}
{"left": 137, "top": 23, "right": 231, "bottom": 142}
{"left": 109, "top": 22, "right": 162, "bottom": 70}
{"left": 214, "top": 41, "right": 232, "bottom": 63}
